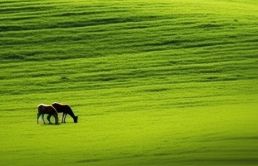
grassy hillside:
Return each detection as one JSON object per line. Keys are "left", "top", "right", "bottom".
{"left": 0, "top": 0, "right": 258, "bottom": 165}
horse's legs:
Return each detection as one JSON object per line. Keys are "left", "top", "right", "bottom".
{"left": 64, "top": 113, "right": 67, "bottom": 123}
{"left": 48, "top": 114, "right": 53, "bottom": 124}
{"left": 54, "top": 113, "right": 58, "bottom": 124}
{"left": 61, "top": 113, "right": 65, "bottom": 123}
{"left": 42, "top": 114, "right": 46, "bottom": 124}
{"left": 47, "top": 114, "right": 51, "bottom": 124}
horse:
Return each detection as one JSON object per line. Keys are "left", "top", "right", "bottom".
{"left": 47, "top": 102, "right": 78, "bottom": 123}
{"left": 37, "top": 104, "right": 59, "bottom": 124}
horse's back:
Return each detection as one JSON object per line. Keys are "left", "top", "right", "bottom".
{"left": 52, "top": 102, "right": 70, "bottom": 112}
{"left": 38, "top": 104, "right": 57, "bottom": 114}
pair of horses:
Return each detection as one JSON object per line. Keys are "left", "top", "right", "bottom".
{"left": 37, "top": 102, "right": 78, "bottom": 125}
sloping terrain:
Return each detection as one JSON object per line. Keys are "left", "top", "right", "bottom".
{"left": 0, "top": 0, "right": 258, "bottom": 165}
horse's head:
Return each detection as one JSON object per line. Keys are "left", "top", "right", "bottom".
{"left": 74, "top": 116, "right": 78, "bottom": 123}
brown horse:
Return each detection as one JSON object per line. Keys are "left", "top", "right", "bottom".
{"left": 37, "top": 104, "right": 59, "bottom": 124}
{"left": 48, "top": 102, "right": 78, "bottom": 123}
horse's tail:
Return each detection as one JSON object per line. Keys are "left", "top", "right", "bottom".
{"left": 37, "top": 105, "right": 43, "bottom": 124}
{"left": 37, "top": 112, "right": 40, "bottom": 124}
{"left": 37, "top": 105, "right": 41, "bottom": 113}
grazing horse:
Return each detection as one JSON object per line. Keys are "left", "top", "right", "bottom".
{"left": 37, "top": 104, "right": 59, "bottom": 124}
{"left": 48, "top": 102, "right": 78, "bottom": 123}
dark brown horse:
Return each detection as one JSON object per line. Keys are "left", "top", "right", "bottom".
{"left": 37, "top": 104, "right": 59, "bottom": 124}
{"left": 47, "top": 102, "right": 78, "bottom": 123}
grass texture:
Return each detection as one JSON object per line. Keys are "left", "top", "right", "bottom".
{"left": 0, "top": 0, "right": 258, "bottom": 165}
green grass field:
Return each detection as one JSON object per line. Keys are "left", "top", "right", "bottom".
{"left": 1, "top": 0, "right": 258, "bottom": 165}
